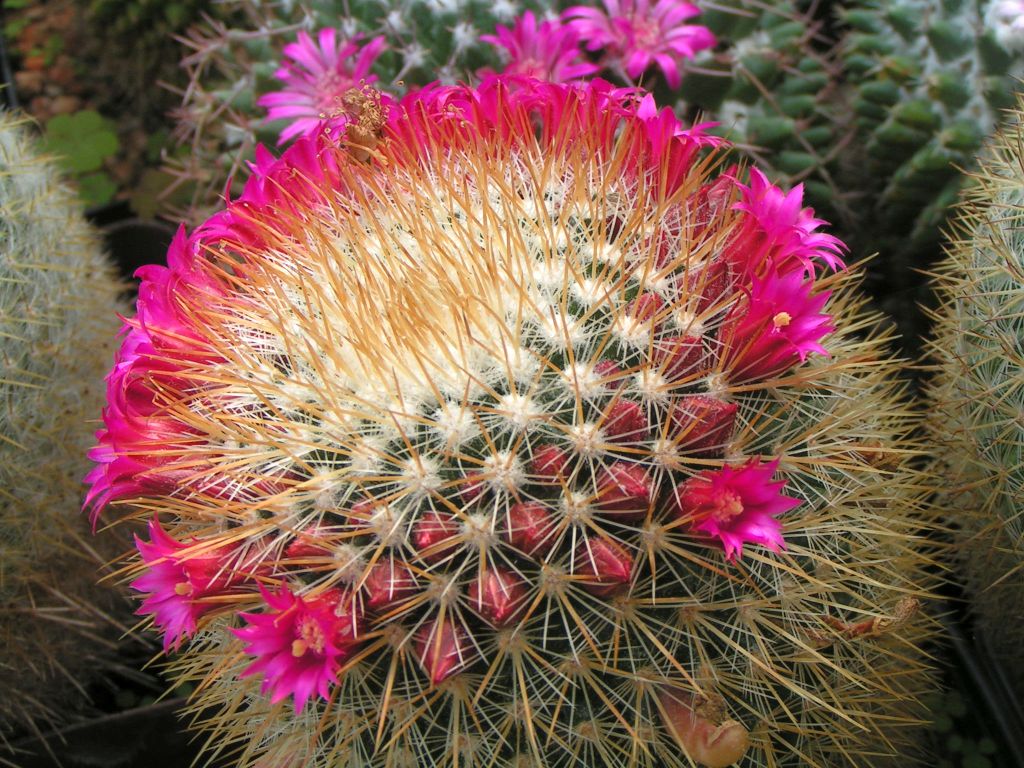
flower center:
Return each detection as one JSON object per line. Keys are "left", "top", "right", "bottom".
{"left": 772, "top": 311, "right": 792, "bottom": 329}
{"left": 711, "top": 490, "right": 744, "bottom": 522}
{"left": 632, "top": 18, "right": 661, "bottom": 50}
{"left": 315, "top": 72, "right": 353, "bottom": 116}
{"left": 174, "top": 581, "right": 192, "bottom": 596}
{"left": 292, "top": 615, "right": 327, "bottom": 657}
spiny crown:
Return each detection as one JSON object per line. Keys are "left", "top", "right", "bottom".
{"left": 90, "top": 79, "right": 937, "bottom": 768}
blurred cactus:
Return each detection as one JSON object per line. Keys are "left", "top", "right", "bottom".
{"left": 92, "top": 79, "right": 941, "bottom": 767}
{"left": 168, "top": 0, "right": 553, "bottom": 221}
{"left": 839, "top": 0, "right": 1023, "bottom": 265}
{"left": 926, "top": 97, "right": 1024, "bottom": 700}
{"left": 0, "top": 112, "right": 129, "bottom": 737}
{"left": 670, "top": 1, "right": 849, "bottom": 227}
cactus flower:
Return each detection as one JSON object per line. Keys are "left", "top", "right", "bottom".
{"left": 258, "top": 29, "right": 387, "bottom": 143}
{"left": 562, "top": 0, "right": 716, "bottom": 88}
{"left": 673, "top": 458, "right": 801, "bottom": 560}
{"left": 479, "top": 10, "right": 601, "bottom": 82}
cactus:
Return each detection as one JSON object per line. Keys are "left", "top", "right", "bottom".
{"left": 925, "top": 97, "right": 1024, "bottom": 699}
{"left": 89, "top": 78, "right": 941, "bottom": 767}
{"left": 0, "top": 112, "right": 129, "bottom": 736}
{"left": 839, "top": 0, "right": 1024, "bottom": 268}
{"left": 169, "top": 0, "right": 556, "bottom": 221}
{"left": 633, "top": 0, "right": 849, "bottom": 227}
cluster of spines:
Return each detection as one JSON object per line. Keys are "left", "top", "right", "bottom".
{"left": 0, "top": 112, "right": 128, "bottom": 737}
{"left": 925, "top": 96, "right": 1024, "bottom": 699}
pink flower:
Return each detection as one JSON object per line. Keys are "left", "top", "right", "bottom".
{"left": 719, "top": 269, "right": 835, "bottom": 383}
{"left": 234, "top": 587, "right": 363, "bottom": 713}
{"left": 563, "top": 0, "right": 716, "bottom": 89}
{"left": 258, "top": 29, "right": 387, "bottom": 144}
{"left": 729, "top": 168, "right": 847, "bottom": 277}
{"left": 132, "top": 520, "right": 244, "bottom": 650}
{"left": 480, "top": 11, "right": 601, "bottom": 83}
{"left": 673, "top": 458, "right": 801, "bottom": 559}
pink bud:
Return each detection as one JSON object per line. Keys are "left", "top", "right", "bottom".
{"left": 325, "top": 589, "right": 364, "bottom": 646}
{"left": 502, "top": 501, "right": 556, "bottom": 558}
{"left": 460, "top": 471, "right": 487, "bottom": 503}
{"left": 593, "top": 359, "right": 625, "bottom": 389}
{"left": 284, "top": 526, "right": 333, "bottom": 559}
{"left": 602, "top": 399, "right": 648, "bottom": 442}
{"left": 669, "top": 396, "right": 738, "bottom": 457}
{"left": 529, "top": 444, "right": 569, "bottom": 484}
{"left": 468, "top": 566, "right": 528, "bottom": 627}
{"left": 575, "top": 536, "right": 633, "bottom": 596}
{"left": 412, "top": 511, "right": 460, "bottom": 563}
{"left": 596, "top": 461, "right": 652, "bottom": 519}
{"left": 653, "top": 335, "right": 706, "bottom": 382}
{"left": 363, "top": 558, "right": 418, "bottom": 612}
{"left": 686, "top": 258, "right": 733, "bottom": 314}
{"left": 414, "top": 617, "right": 472, "bottom": 685}
{"left": 627, "top": 292, "right": 666, "bottom": 326}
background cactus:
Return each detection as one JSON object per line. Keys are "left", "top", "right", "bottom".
{"left": 926, "top": 98, "right": 1024, "bottom": 701}
{"left": 839, "top": 0, "right": 1024, "bottom": 335}
{"left": 0, "top": 112, "right": 129, "bottom": 737}
{"left": 168, "top": 0, "right": 555, "bottom": 221}
{"left": 90, "top": 78, "right": 942, "bottom": 767}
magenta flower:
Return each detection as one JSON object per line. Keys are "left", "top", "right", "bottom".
{"left": 562, "top": 0, "right": 716, "bottom": 89}
{"left": 729, "top": 168, "right": 847, "bottom": 277}
{"left": 133, "top": 520, "right": 241, "bottom": 650}
{"left": 479, "top": 11, "right": 601, "bottom": 82}
{"left": 258, "top": 29, "right": 387, "bottom": 144}
{"left": 673, "top": 458, "right": 801, "bottom": 559}
{"left": 719, "top": 268, "right": 835, "bottom": 383}
{"left": 235, "top": 587, "right": 363, "bottom": 713}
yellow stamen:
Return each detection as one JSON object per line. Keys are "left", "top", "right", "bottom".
{"left": 772, "top": 311, "right": 792, "bottom": 328}
{"left": 174, "top": 582, "right": 192, "bottom": 596}
{"left": 291, "top": 639, "right": 308, "bottom": 657}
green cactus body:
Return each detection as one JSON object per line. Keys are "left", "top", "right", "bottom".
{"left": 0, "top": 113, "right": 128, "bottom": 734}
{"left": 840, "top": 0, "right": 1023, "bottom": 258}
{"left": 677, "top": 1, "right": 847, "bottom": 225}
{"left": 927, "top": 98, "right": 1024, "bottom": 699}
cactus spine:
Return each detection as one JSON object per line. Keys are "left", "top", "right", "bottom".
{"left": 926, "top": 96, "right": 1024, "bottom": 699}
{"left": 0, "top": 112, "right": 127, "bottom": 736}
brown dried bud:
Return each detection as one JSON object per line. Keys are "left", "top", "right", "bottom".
{"left": 657, "top": 689, "right": 750, "bottom": 768}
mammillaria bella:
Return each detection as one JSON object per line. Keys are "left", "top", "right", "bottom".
{"left": 88, "top": 77, "right": 940, "bottom": 767}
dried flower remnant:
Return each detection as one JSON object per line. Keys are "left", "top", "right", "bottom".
{"left": 258, "top": 29, "right": 387, "bottom": 143}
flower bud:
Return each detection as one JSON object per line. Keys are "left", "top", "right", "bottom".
{"left": 575, "top": 536, "right": 633, "bottom": 596}
{"left": 412, "top": 511, "right": 460, "bottom": 563}
{"left": 592, "top": 359, "right": 625, "bottom": 389}
{"left": 596, "top": 461, "right": 652, "bottom": 519}
{"left": 627, "top": 292, "right": 666, "bottom": 326}
{"left": 502, "top": 501, "right": 556, "bottom": 558}
{"left": 363, "top": 558, "right": 418, "bottom": 612}
{"left": 602, "top": 399, "right": 648, "bottom": 442}
{"left": 669, "top": 396, "right": 738, "bottom": 456}
{"left": 529, "top": 444, "right": 569, "bottom": 484}
{"left": 653, "top": 335, "right": 706, "bottom": 382}
{"left": 468, "top": 566, "right": 528, "bottom": 627}
{"left": 414, "top": 617, "right": 472, "bottom": 685}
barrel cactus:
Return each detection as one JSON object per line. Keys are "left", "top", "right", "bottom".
{"left": 0, "top": 112, "right": 127, "bottom": 734}
{"left": 90, "top": 77, "right": 940, "bottom": 767}
{"left": 926, "top": 97, "right": 1024, "bottom": 699}
{"left": 839, "top": 0, "right": 1024, "bottom": 262}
